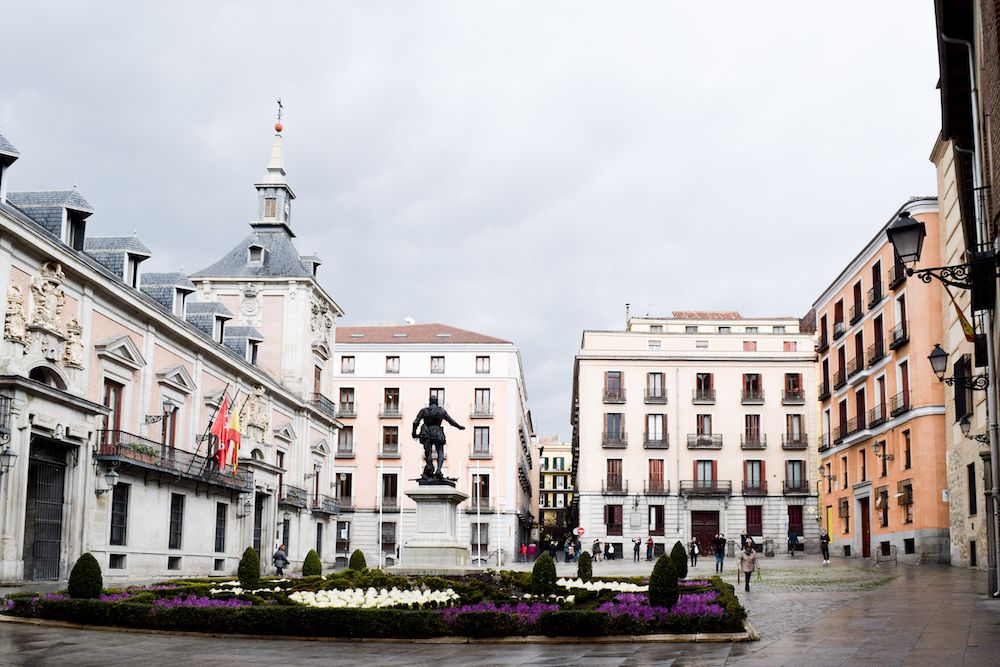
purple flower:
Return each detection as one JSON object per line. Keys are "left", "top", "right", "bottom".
{"left": 679, "top": 579, "right": 710, "bottom": 587}
{"left": 41, "top": 593, "right": 69, "bottom": 602}
{"left": 153, "top": 595, "right": 251, "bottom": 609}
{"left": 441, "top": 602, "right": 560, "bottom": 627}
{"left": 1, "top": 599, "right": 13, "bottom": 612}
{"left": 99, "top": 593, "right": 136, "bottom": 602}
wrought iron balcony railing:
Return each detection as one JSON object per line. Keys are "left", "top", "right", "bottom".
{"left": 466, "top": 497, "right": 492, "bottom": 512}
{"left": 687, "top": 433, "right": 723, "bottom": 449}
{"left": 782, "top": 389, "right": 805, "bottom": 404}
{"left": 335, "top": 443, "right": 355, "bottom": 459}
{"left": 849, "top": 303, "right": 863, "bottom": 325}
{"left": 889, "top": 321, "right": 909, "bottom": 349}
{"left": 819, "top": 433, "right": 831, "bottom": 452}
{"left": 379, "top": 403, "right": 402, "bottom": 419}
{"left": 817, "top": 335, "right": 829, "bottom": 353}
{"left": 833, "top": 320, "right": 846, "bottom": 340}
{"left": 868, "top": 404, "right": 887, "bottom": 428}
{"left": 783, "top": 480, "right": 811, "bottom": 495}
{"left": 740, "top": 433, "right": 766, "bottom": 450}
{"left": 742, "top": 480, "right": 767, "bottom": 495}
{"left": 680, "top": 480, "right": 732, "bottom": 496}
{"left": 867, "top": 284, "right": 884, "bottom": 309}
{"left": 337, "top": 402, "right": 357, "bottom": 418}
{"left": 379, "top": 442, "right": 401, "bottom": 459}
{"left": 867, "top": 340, "right": 886, "bottom": 367}
{"left": 470, "top": 443, "right": 493, "bottom": 459}
{"left": 602, "top": 479, "right": 628, "bottom": 494}
{"left": 692, "top": 389, "right": 716, "bottom": 404}
{"left": 888, "top": 263, "right": 906, "bottom": 289}
{"left": 834, "top": 370, "right": 846, "bottom": 389}
{"left": 890, "top": 390, "right": 911, "bottom": 417}
{"left": 644, "top": 479, "right": 669, "bottom": 494}
{"left": 846, "top": 356, "right": 861, "bottom": 379}
{"left": 643, "top": 433, "right": 669, "bottom": 449}
{"left": 380, "top": 496, "right": 401, "bottom": 512}
{"left": 847, "top": 415, "right": 867, "bottom": 435}
{"left": 603, "top": 388, "right": 626, "bottom": 404}
{"left": 470, "top": 403, "right": 494, "bottom": 418}
{"left": 644, "top": 389, "right": 667, "bottom": 404}
{"left": 818, "top": 381, "right": 831, "bottom": 400}
{"left": 741, "top": 389, "right": 765, "bottom": 404}
{"left": 334, "top": 495, "right": 355, "bottom": 511}
{"left": 782, "top": 432, "right": 808, "bottom": 449}
{"left": 311, "top": 393, "right": 338, "bottom": 420}
{"left": 311, "top": 494, "right": 339, "bottom": 515}
{"left": 602, "top": 431, "right": 627, "bottom": 448}
{"left": 279, "top": 485, "right": 308, "bottom": 509}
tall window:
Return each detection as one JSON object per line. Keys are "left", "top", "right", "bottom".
{"left": 314, "top": 365, "right": 323, "bottom": 395}
{"left": 475, "top": 356, "right": 491, "bottom": 374}
{"left": 340, "top": 355, "right": 355, "bottom": 374}
{"left": 339, "top": 388, "right": 355, "bottom": 413}
{"left": 746, "top": 506, "right": 763, "bottom": 536}
{"left": 879, "top": 440, "right": 888, "bottom": 477}
{"left": 336, "top": 521, "right": 351, "bottom": 557}
{"left": 969, "top": 462, "right": 978, "bottom": 516}
{"left": 605, "top": 504, "right": 623, "bottom": 536}
{"left": 382, "top": 473, "right": 398, "bottom": 502}
{"left": 109, "top": 483, "right": 130, "bottom": 546}
{"left": 264, "top": 197, "right": 276, "bottom": 218}
{"left": 472, "top": 473, "right": 490, "bottom": 504}
{"left": 786, "top": 460, "right": 804, "bottom": 487}
{"left": 385, "top": 356, "right": 400, "bottom": 373}
{"left": 215, "top": 502, "right": 227, "bottom": 553}
{"left": 696, "top": 414, "right": 712, "bottom": 435}
{"left": 860, "top": 449, "right": 867, "bottom": 482}
{"left": 745, "top": 460, "right": 763, "bottom": 491}
{"left": 474, "top": 388, "right": 491, "bottom": 411}
{"left": 606, "top": 459, "right": 623, "bottom": 491}
{"left": 605, "top": 413, "right": 623, "bottom": 439}
{"left": 695, "top": 372, "right": 713, "bottom": 399}
{"left": 745, "top": 414, "right": 761, "bottom": 439}
{"left": 786, "top": 414, "right": 803, "bottom": 439}
{"left": 316, "top": 523, "right": 323, "bottom": 558}
{"left": 646, "top": 414, "right": 664, "bottom": 442}
{"left": 695, "top": 460, "right": 715, "bottom": 487}
{"left": 383, "top": 388, "right": 400, "bottom": 412}
{"left": 380, "top": 522, "right": 397, "bottom": 555}
{"left": 785, "top": 373, "right": 802, "bottom": 395}
{"left": 474, "top": 426, "right": 490, "bottom": 455}
{"left": 605, "top": 371, "right": 623, "bottom": 399}
{"left": 903, "top": 430, "right": 911, "bottom": 469}
{"left": 648, "top": 459, "right": 664, "bottom": 492}
{"left": 841, "top": 456, "right": 848, "bottom": 486}
{"left": 955, "top": 354, "right": 974, "bottom": 420}
{"left": 840, "top": 498, "right": 850, "bottom": 533}
{"left": 168, "top": 494, "right": 184, "bottom": 550}
{"left": 742, "top": 373, "right": 762, "bottom": 399}
{"left": 471, "top": 522, "right": 489, "bottom": 554}
{"left": 335, "top": 472, "right": 353, "bottom": 500}
{"left": 877, "top": 486, "right": 890, "bottom": 527}
{"left": 161, "top": 402, "right": 178, "bottom": 449}
{"left": 382, "top": 426, "right": 398, "bottom": 454}
{"left": 646, "top": 372, "right": 665, "bottom": 401}
{"left": 430, "top": 356, "right": 445, "bottom": 374}
{"left": 648, "top": 505, "right": 665, "bottom": 536}
{"left": 102, "top": 379, "right": 123, "bottom": 435}
{"left": 337, "top": 426, "right": 353, "bottom": 453}
{"left": 429, "top": 387, "right": 445, "bottom": 405}
{"left": 276, "top": 450, "right": 285, "bottom": 498}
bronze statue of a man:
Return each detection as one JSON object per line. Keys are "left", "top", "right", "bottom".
{"left": 412, "top": 396, "right": 465, "bottom": 485}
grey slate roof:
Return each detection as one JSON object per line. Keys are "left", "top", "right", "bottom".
{"left": 140, "top": 272, "right": 197, "bottom": 312}
{"left": 185, "top": 301, "right": 234, "bottom": 337}
{"left": 223, "top": 325, "right": 264, "bottom": 357}
{"left": 7, "top": 190, "right": 94, "bottom": 214}
{"left": 190, "top": 223, "right": 313, "bottom": 278}
{"left": 0, "top": 133, "right": 19, "bottom": 159}
{"left": 84, "top": 236, "right": 152, "bottom": 256}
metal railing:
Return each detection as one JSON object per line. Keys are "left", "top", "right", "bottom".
{"left": 334, "top": 495, "right": 355, "bottom": 511}
{"left": 742, "top": 480, "right": 767, "bottom": 495}
{"left": 644, "top": 479, "right": 669, "bottom": 494}
{"left": 888, "top": 263, "right": 906, "bottom": 289}
{"left": 687, "top": 433, "right": 723, "bottom": 449}
{"left": 817, "top": 335, "right": 829, "bottom": 353}
{"left": 890, "top": 390, "right": 911, "bottom": 417}
{"left": 782, "top": 432, "right": 808, "bottom": 449}
{"left": 850, "top": 303, "right": 863, "bottom": 325}
{"left": 602, "top": 431, "right": 627, "bottom": 448}
{"left": 470, "top": 403, "right": 494, "bottom": 418}
{"left": 279, "top": 485, "right": 308, "bottom": 509}
{"left": 379, "top": 443, "right": 401, "bottom": 458}
{"left": 847, "top": 415, "right": 867, "bottom": 435}
{"left": 740, "top": 432, "right": 766, "bottom": 449}
{"left": 833, "top": 425, "right": 845, "bottom": 444}
{"left": 644, "top": 388, "right": 667, "bottom": 404}
{"left": 846, "top": 356, "right": 861, "bottom": 378}
{"left": 379, "top": 403, "right": 402, "bottom": 418}
{"left": 470, "top": 443, "right": 492, "bottom": 459}
{"left": 867, "top": 340, "right": 886, "bottom": 367}
{"left": 819, "top": 433, "right": 830, "bottom": 452}
{"left": 818, "top": 381, "right": 831, "bottom": 400}
{"left": 95, "top": 430, "right": 253, "bottom": 493}
{"left": 335, "top": 444, "right": 355, "bottom": 458}
{"left": 868, "top": 404, "right": 887, "bottom": 428}
{"left": 782, "top": 389, "right": 805, "bottom": 404}
{"left": 602, "top": 479, "right": 628, "bottom": 494}
{"left": 311, "top": 494, "right": 339, "bottom": 515}
{"left": 889, "top": 321, "right": 909, "bottom": 349}
{"left": 833, "top": 320, "right": 846, "bottom": 340}
{"left": 783, "top": 480, "right": 811, "bottom": 495}
{"left": 380, "top": 496, "right": 400, "bottom": 512}
{"left": 867, "top": 284, "right": 883, "bottom": 309}
{"left": 692, "top": 389, "right": 716, "bottom": 404}
{"left": 834, "top": 369, "right": 846, "bottom": 389}
{"left": 741, "top": 389, "right": 765, "bottom": 404}
{"left": 603, "top": 388, "right": 626, "bottom": 403}
{"left": 643, "top": 433, "right": 669, "bottom": 449}
{"left": 680, "top": 480, "right": 732, "bottom": 496}
{"left": 337, "top": 402, "right": 357, "bottom": 418}
{"left": 311, "top": 393, "right": 337, "bottom": 420}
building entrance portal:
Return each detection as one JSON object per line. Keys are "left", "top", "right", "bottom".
{"left": 690, "top": 510, "right": 719, "bottom": 550}
{"left": 22, "top": 439, "right": 67, "bottom": 580}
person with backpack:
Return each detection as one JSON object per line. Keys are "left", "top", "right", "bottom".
{"left": 688, "top": 537, "right": 700, "bottom": 567}
{"left": 738, "top": 540, "right": 758, "bottom": 592}
{"left": 272, "top": 544, "right": 289, "bottom": 576}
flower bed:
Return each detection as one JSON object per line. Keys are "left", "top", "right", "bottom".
{"left": 1, "top": 572, "right": 747, "bottom": 639}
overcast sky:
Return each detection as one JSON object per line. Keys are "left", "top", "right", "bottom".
{"left": 0, "top": 2, "right": 941, "bottom": 437}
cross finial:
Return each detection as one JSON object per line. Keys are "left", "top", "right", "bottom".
{"left": 276, "top": 98, "right": 283, "bottom": 122}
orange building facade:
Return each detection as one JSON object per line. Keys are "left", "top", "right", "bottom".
{"left": 814, "top": 197, "right": 950, "bottom": 564}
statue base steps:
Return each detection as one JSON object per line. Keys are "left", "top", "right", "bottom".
{"left": 392, "top": 484, "right": 471, "bottom": 571}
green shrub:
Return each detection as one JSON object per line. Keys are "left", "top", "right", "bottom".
{"left": 648, "top": 554, "right": 678, "bottom": 608}
{"left": 302, "top": 549, "right": 322, "bottom": 577}
{"left": 445, "top": 611, "right": 525, "bottom": 637}
{"left": 67, "top": 553, "right": 102, "bottom": 599}
{"left": 577, "top": 551, "right": 593, "bottom": 581}
{"left": 531, "top": 553, "right": 558, "bottom": 594}
{"left": 349, "top": 549, "right": 367, "bottom": 571}
{"left": 323, "top": 568, "right": 407, "bottom": 591}
{"left": 709, "top": 576, "right": 747, "bottom": 623}
{"left": 238, "top": 547, "right": 260, "bottom": 589}
{"left": 670, "top": 540, "right": 688, "bottom": 580}
{"left": 537, "top": 610, "right": 610, "bottom": 636}
{"left": 498, "top": 570, "right": 532, "bottom": 592}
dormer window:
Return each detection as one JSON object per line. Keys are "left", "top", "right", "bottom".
{"left": 65, "top": 212, "right": 86, "bottom": 251}
{"left": 214, "top": 317, "right": 226, "bottom": 344}
{"left": 173, "top": 289, "right": 189, "bottom": 318}
{"left": 248, "top": 244, "right": 265, "bottom": 264}
{"left": 247, "top": 340, "right": 260, "bottom": 365}
{"left": 126, "top": 254, "right": 141, "bottom": 288}
{"left": 264, "top": 198, "right": 277, "bottom": 219}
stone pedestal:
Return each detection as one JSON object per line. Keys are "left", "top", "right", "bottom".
{"left": 397, "top": 484, "right": 470, "bottom": 571}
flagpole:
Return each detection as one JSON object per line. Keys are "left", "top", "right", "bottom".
{"left": 186, "top": 382, "right": 231, "bottom": 475}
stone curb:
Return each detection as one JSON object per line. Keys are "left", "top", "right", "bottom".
{"left": 0, "top": 615, "right": 759, "bottom": 644}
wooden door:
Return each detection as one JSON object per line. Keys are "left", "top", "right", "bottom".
{"left": 690, "top": 511, "right": 719, "bottom": 550}
{"left": 859, "top": 497, "right": 871, "bottom": 558}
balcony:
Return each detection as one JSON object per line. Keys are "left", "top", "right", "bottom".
{"left": 687, "top": 433, "right": 723, "bottom": 449}
{"left": 868, "top": 404, "right": 887, "bottom": 428}
{"left": 783, "top": 480, "right": 811, "bottom": 495}
{"left": 644, "top": 389, "right": 667, "bottom": 404}
{"left": 379, "top": 442, "right": 401, "bottom": 459}
{"left": 833, "top": 320, "right": 846, "bottom": 340}
{"left": 817, "top": 336, "right": 829, "bottom": 353}
{"left": 470, "top": 403, "right": 494, "bottom": 419}
{"left": 888, "top": 263, "right": 906, "bottom": 289}
{"left": 470, "top": 443, "right": 493, "bottom": 459}
{"left": 833, "top": 370, "right": 846, "bottom": 389}
{"left": 819, "top": 433, "right": 831, "bottom": 452}
{"left": 818, "top": 382, "right": 831, "bottom": 400}
{"left": 337, "top": 402, "right": 357, "bottom": 418}
{"left": 279, "top": 485, "right": 308, "bottom": 509}
{"left": 643, "top": 433, "right": 669, "bottom": 449}
{"left": 846, "top": 356, "right": 861, "bottom": 379}
{"left": 833, "top": 425, "right": 845, "bottom": 445}
{"left": 692, "top": 389, "right": 716, "bottom": 404}
{"left": 311, "top": 393, "right": 338, "bottom": 420}
{"left": 679, "top": 480, "right": 732, "bottom": 496}
{"left": 466, "top": 497, "right": 492, "bottom": 512}
{"left": 740, "top": 432, "right": 766, "bottom": 450}
{"left": 782, "top": 389, "right": 805, "bottom": 405}
{"left": 380, "top": 496, "right": 401, "bottom": 512}
{"left": 335, "top": 444, "right": 355, "bottom": 459}
{"left": 602, "top": 479, "right": 628, "bottom": 494}
{"left": 867, "top": 284, "right": 884, "bottom": 309}
{"left": 603, "top": 388, "right": 626, "bottom": 404}
{"left": 867, "top": 339, "right": 886, "bottom": 367}
{"left": 311, "top": 494, "right": 339, "bottom": 516}
{"left": 602, "top": 431, "right": 628, "bottom": 448}
{"left": 847, "top": 415, "right": 867, "bottom": 435}
{"left": 849, "top": 304, "right": 863, "bottom": 326}
{"left": 782, "top": 432, "right": 808, "bottom": 450}
{"left": 379, "top": 403, "right": 402, "bottom": 419}
{"left": 334, "top": 495, "right": 355, "bottom": 511}
{"left": 741, "top": 389, "right": 765, "bottom": 405}
{"left": 95, "top": 430, "right": 253, "bottom": 493}
{"left": 889, "top": 321, "right": 909, "bottom": 350}
{"left": 890, "top": 390, "right": 911, "bottom": 417}
{"left": 742, "top": 480, "right": 767, "bottom": 496}
{"left": 644, "top": 479, "right": 670, "bottom": 495}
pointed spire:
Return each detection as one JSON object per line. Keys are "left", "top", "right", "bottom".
{"left": 260, "top": 131, "right": 287, "bottom": 185}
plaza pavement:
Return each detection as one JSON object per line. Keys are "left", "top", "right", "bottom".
{"left": 1, "top": 553, "right": 999, "bottom": 665}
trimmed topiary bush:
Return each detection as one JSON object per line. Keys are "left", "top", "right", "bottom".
{"left": 238, "top": 547, "right": 260, "bottom": 589}
{"left": 349, "top": 549, "right": 367, "bottom": 571}
{"left": 531, "top": 553, "right": 558, "bottom": 593}
{"left": 648, "top": 554, "right": 679, "bottom": 608}
{"left": 577, "top": 551, "right": 593, "bottom": 581}
{"left": 67, "top": 552, "right": 102, "bottom": 599}
{"left": 302, "top": 549, "right": 322, "bottom": 577}
{"left": 670, "top": 540, "right": 688, "bottom": 580}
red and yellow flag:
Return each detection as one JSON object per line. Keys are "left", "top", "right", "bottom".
{"left": 946, "top": 287, "right": 976, "bottom": 343}
{"left": 228, "top": 405, "right": 242, "bottom": 473}
{"left": 211, "top": 395, "right": 230, "bottom": 471}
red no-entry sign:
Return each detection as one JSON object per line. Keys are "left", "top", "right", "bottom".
{"left": 575, "top": 527, "right": 585, "bottom": 536}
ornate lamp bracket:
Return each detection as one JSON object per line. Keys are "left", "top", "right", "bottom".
{"left": 942, "top": 374, "right": 990, "bottom": 390}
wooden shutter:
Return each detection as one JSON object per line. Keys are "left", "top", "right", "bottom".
{"left": 742, "top": 461, "right": 747, "bottom": 484}
{"left": 693, "top": 460, "right": 698, "bottom": 482}
{"left": 711, "top": 460, "right": 718, "bottom": 481}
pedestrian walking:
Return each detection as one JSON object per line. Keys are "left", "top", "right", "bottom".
{"left": 820, "top": 531, "right": 830, "bottom": 563}
{"left": 574, "top": 538, "right": 582, "bottom": 561}
{"left": 788, "top": 527, "right": 798, "bottom": 557}
{"left": 713, "top": 533, "right": 727, "bottom": 573}
{"left": 604, "top": 541, "right": 612, "bottom": 561}
{"left": 593, "top": 539, "right": 602, "bottom": 561}
{"left": 632, "top": 537, "right": 641, "bottom": 562}
{"left": 564, "top": 538, "right": 573, "bottom": 562}
{"left": 688, "top": 537, "right": 699, "bottom": 567}
{"left": 549, "top": 539, "right": 558, "bottom": 560}
{"left": 646, "top": 536, "right": 654, "bottom": 561}
{"left": 520, "top": 543, "right": 528, "bottom": 562}
{"left": 738, "top": 540, "right": 758, "bottom": 592}
{"left": 272, "top": 544, "right": 289, "bottom": 576}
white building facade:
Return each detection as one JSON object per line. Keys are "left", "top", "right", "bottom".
{"left": 570, "top": 312, "right": 819, "bottom": 558}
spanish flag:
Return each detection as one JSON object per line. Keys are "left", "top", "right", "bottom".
{"left": 946, "top": 287, "right": 976, "bottom": 343}
{"left": 210, "top": 394, "right": 230, "bottom": 472}
{"left": 228, "top": 405, "right": 241, "bottom": 473}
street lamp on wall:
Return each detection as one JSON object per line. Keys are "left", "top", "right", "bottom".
{"left": 960, "top": 415, "right": 991, "bottom": 444}
{"left": 95, "top": 467, "right": 120, "bottom": 496}
{"left": 0, "top": 445, "right": 17, "bottom": 477}
{"left": 927, "top": 344, "right": 989, "bottom": 389}
{"left": 144, "top": 399, "right": 179, "bottom": 424}
{"left": 872, "top": 441, "right": 895, "bottom": 464}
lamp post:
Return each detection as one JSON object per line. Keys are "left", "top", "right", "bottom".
{"left": 144, "top": 398, "right": 179, "bottom": 424}
{"left": 0, "top": 445, "right": 17, "bottom": 477}
{"left": 95, "top": 467, "right": 120, "bottom": 496}
{"left": 888, "top": 211, "right": 1000, "bottom": 597}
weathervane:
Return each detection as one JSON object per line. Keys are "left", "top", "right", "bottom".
{"left": 276, "top": 97, "right": 283, "bottom": 122}
{"left": 274, "top": 98, "right": 284, "bottom": 133}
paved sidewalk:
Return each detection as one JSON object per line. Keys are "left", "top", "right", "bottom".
{"left": 1, "top": 557, "right": 998, "bottom": 665}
